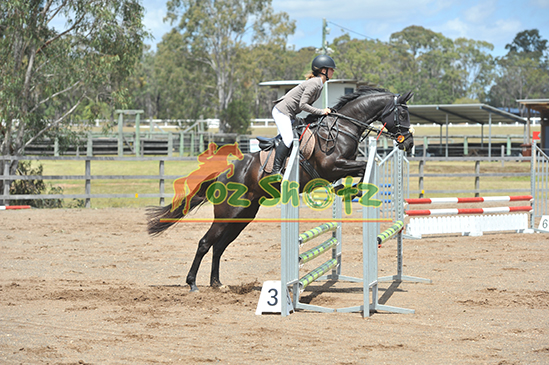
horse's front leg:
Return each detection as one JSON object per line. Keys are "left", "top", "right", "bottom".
{"left": 332, "top": 158, "right": 367, "bottom": 178}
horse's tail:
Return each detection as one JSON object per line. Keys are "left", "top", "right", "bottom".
{"left": 146, "top": 179, "right": 215, "bottom": 236}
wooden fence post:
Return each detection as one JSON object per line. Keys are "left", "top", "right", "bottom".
{"left": 85, "top": 159, "right": 91, "bottom": 208}
{"left": 159, "top": 160, "right": 165, "bottom": 206}
{"left": 167, "top": 133, "right": 173, "bottom": 157}
{"left": 135, "top": 112, "right": 141, "bottom": 157}
{"left": 87, "top": 132, "right": 93, "bottom": 157}
{"left": 179, "top": 132, "right": 185, "bottom": 157}
{"left": 2, "top": 159, "right": 11, "bottom": 206}
{"left": 54, "top": 137, "right": 59, "bottom": 157}
{"left": 190, "top": 131, "right": 195, "bottom": 157}
{"left": 418, "top": 159, "right": 425, "bottom": 198}
{"left": 501, "top": 145, "right": 505, "bottom": 168}
{"left": 474, "top": 160, "right": 480, "bottom": 197}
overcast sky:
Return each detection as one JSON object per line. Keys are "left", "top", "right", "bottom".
{"left": 143, "top": 0, "right": 549, "bottom": 57}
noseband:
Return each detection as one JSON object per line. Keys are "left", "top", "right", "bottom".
{"left": 379, "top": 95, "right": 413, "bottom": 143}
{"left": 329, "top": 94, "right": 412, "bottom": 143}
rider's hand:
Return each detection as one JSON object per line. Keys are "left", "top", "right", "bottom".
{"left": 322, "top": 108, "right": 331, "bottom": 115}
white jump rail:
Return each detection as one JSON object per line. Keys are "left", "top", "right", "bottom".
{"left": 405, "top": 195, "right": 534, "bottom": 238}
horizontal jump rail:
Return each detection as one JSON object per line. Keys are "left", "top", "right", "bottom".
{"left": 298, "top": 222, "right": 338, "bottom": 246}
{"left": 298, "top": 258, "right": 339, "bottom": 292}
{"left": 376, "top": 221, "right": 404, "bottom": 246}
{"left": 405, "top": 195, "right": 533, "bottom": 205}
{"left": 0, "top": 205, "right": 31, "bottom": 210}
{"left": 299, "top": 237, "right": 338, "bottom": 266}
{"left": 405, "top": 206, "right": 532, "bottom": 217}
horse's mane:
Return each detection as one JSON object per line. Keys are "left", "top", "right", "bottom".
{"left": 332, "top": 86, "right": 390, "bottom": 111}
{"left": 303, "top": 86, "right": 391, "bottom": 125}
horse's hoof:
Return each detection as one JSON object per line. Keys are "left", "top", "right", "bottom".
{"left": 210, "top": 277, "right": 223, "bottom": 288}
{"left": 189, "top": 284, "right": 199, "bottom": 292}
{"left": 212, "top": 284, "right": 228, "bottom": 292}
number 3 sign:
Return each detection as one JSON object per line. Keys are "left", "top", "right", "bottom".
{"left": 255, "top": 281, "right": 294, "bottom": 315}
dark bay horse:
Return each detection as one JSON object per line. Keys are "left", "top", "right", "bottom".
{"left": 147, "top": 87, "right": 414, "bottom": 291}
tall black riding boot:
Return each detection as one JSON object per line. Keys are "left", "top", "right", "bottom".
{"left": 271, "top": 142, "right": 291, "bottom": 175}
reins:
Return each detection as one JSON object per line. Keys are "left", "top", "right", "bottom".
{"left": 328, "top": 112, "right": 399, "bottom": 141}
{"left": 310, "top": 93, "right": 413, "bottom": 153}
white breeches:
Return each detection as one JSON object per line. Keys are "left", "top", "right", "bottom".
{"left": 272, "top": 106, "right": 293, "bottom": 148}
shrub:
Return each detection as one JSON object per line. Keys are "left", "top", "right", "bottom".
{"left": 9, "top": 161, "right": 84, "bottom": 208}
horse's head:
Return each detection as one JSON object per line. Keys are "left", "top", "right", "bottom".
{"left": 330, "top": 87, "right": 414, "bottom": 152}
{"left": 380, "top": 91, "right": 414, "bottom": 151}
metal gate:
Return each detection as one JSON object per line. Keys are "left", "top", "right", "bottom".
{"left": 531, "top": 141, "right": 549, "bottom": 230}
{"left": 368, "top": 140, "right": 410, "bottom": 222}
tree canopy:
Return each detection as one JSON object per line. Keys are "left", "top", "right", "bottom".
{"left": 1, "top": 0, "right": 547, "bottom": 148}
{"left": 163, "top": 0, "right": 295, "bottom": 132}
{"left": 488, "top": 29, "right": 549, "bottom": 113}
{"left": 0, "top": 0, "right": 148, "bottom": 157}
{"left": 129, "top": 22, "right": 546, "bottom": 124}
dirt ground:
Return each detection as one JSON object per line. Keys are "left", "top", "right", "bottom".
{"left": 1, "top": 204, "right": 548, "bottom": 365}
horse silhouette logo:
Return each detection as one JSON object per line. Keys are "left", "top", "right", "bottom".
{"left": 172, "top": 142, "right": 244, "bottom": 215}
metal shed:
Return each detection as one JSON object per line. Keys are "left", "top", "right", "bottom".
{"left": 517, "top": 99, "right": 549, "bottom": 156}
{"left": 407, "top": 104, "right": 527, "bottom": 158}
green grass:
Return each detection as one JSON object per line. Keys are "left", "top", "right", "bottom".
{"left": 408, "top": 160, "right": 531, "bottom": 197}
{"left": 17, "top": 156, "right": 533, "bottom": 209}
{"left": 23, "top": 158, "right": 199, "bottom": 209}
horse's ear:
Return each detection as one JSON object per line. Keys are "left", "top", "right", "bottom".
{"left": 399, "top": 91, "right": 413, "bottom": 104}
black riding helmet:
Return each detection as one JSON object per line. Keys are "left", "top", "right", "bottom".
{"left": 312, "top": 55, "right": 336, "bottom": 80}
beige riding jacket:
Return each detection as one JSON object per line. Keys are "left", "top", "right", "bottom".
{"left": 273, "top": 77, "right": 325, "bottom": 119}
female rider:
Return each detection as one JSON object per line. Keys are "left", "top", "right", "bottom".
{"left": 270, "top": 54, "right": 336, "bottom": 175}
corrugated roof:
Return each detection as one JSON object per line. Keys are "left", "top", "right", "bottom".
{"left": 517, "top": 99, "right": 549, "bottom": 113}
{"left": 408, "top": 104, "right": 527, "bottom": 125}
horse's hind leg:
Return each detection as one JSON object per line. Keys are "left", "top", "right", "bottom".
{"left": 186, "top": 222, "right": 227, "bottom": 291}
{"left": 208, "top": 221, "right": 250, "bottom": 288}
{"left": 186, "top": 201, "right": 260, "bottom": 291}
{"left": 210, "top": 201, "right": 261, "bottom": 287}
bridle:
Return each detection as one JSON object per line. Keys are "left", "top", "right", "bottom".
{"left": 329, "top": 94, "right": 412, "bottom": 143}
{"left": 378, "top": 95, "right": 413, "bottom": 143}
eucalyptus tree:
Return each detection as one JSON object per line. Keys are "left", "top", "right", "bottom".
{"left": 387, "top": 26, "right": 496, "bottom": 104}
{"left": 452, "top": 38, "right": 494, "bottom": 102}
{"left": 505, "top": 29, "right": 548, "bottom": 61}
{"left": 152, "top": 30, "right": 215, "bottom": 120}
{"left": 244, "top": 44, "right": 315, "bottom": 119}
{"left": 489, "top": 29, "right": 549, "bottom": 114}
{"left": 126, "top": 45, "right": 160, "bottom": 120}
{"left": 0, "top": 1, "right": 147, "bottom": 155}
{"left": 389, "top": 26, "right": 457, "bottom": 104}
{"left": 331, "top": 35, "right": 386, "bottom": 85}
{"left": 165, "top": 0, "right": 294, "bottom": 132}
